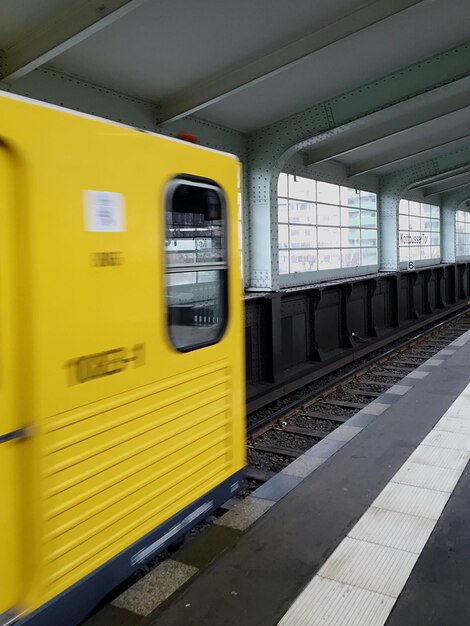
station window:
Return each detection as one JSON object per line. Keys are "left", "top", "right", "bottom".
{"left": 456, "top": 210, "right": 470, "bottom": 258}
{"left": 398, "top": 200, "right": 440, "bottom": 264}
{"left": 278, "top": 174, "right": 378, "bottom": 275}
{"left": 165, "top": 179, "right": 227, "bottom": 351}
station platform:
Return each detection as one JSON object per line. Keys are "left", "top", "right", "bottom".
{"left": 87, "top": 329, "right": 470, "bottom": 626}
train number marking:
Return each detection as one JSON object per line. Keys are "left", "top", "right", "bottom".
{"left": 91, "top": 251, "right": 124, "bottom": 266}
{"left": 66, "top": 343, "right": 145, "bottom": 385}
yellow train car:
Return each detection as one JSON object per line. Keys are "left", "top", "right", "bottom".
{"left": 0, "top": 91, "right": 245, "bottom": 626}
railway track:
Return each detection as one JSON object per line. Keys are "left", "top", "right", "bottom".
{"left": 244, "top": 307, "right": 470, "bottom": 489}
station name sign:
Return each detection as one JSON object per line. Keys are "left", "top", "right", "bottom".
{"left": 399, "top": 232, "right": 430, "bottom": 245}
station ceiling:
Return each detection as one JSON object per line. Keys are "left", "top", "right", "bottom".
{"left": 1, "top": 0, "right": 469, "bottom": 202}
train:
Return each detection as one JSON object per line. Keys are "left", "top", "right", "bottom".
{"left": 0, "top": 91, "right": 245, "bottom": 626}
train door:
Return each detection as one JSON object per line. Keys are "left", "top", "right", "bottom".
{"left": 0, "top": 145, "right": 27, "bottom": 621}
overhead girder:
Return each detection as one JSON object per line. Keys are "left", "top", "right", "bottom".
{"left": 0, "top": 0, "right": 150, "bottom": 83}
{"left": 348, "top": 133, "right": 470, "bottom": 177}
{"left": 409, "top": 164, "right": 470, "bottom": 191}
{"left": 441, "top": 186, "right": 470, "bottom": 210}
{"left": 304, "top": 80, "right": 470, "bottom": 166}
{"left": 423, "top": 174, "right": 470, "bottom": 199}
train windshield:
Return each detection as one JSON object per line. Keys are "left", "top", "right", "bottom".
{"left": 165, "top": 179, "right": 228, "bottom": 351}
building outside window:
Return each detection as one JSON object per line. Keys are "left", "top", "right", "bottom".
{"left": 398, "top": 200, "right": 440, "bottom": 265}
{"left": 277, "top": 174, "right": 378, "bottom": 276}
{"left": 456, "top": 210, "right": 470, "bottom": 258}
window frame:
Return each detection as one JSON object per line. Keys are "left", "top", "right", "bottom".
{"left": 398, "top": 199, "right": 441, "bottom": 269}
{"left": 455, "top": 209, "right": 470, "bottom": 260}
{"left": 277, "top": 174, "right": 379, "bottom": 285}
{"left": 164, "top": 176, "right": 229, "bottom": 353}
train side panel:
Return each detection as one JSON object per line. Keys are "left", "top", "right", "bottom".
{"left": 0, "top": 94, "right": 245, "bottom": 624}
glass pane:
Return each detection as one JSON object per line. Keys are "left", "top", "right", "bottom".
{"left": 317, "top": 226, "right": 340, "bottom": 248}
{"left": 430, "top": 246, "right": 440, "bottom": 259}
{"left": 166, "top": 270, "right": 226, "bottom": 350}
{"left": 399, "top": 199, "right": 409, "bottom": 214}
{"left": 317, "top": 180, "right": 339, "bottom": 205}
{"left": 430, "top": 205, "right": 440, "bottom": 219}
{"left": 421, "top": 204, "right": 431, "bottom": 218}
{"left": 318, "top": 249, "right": 341, "bottom": 270}
{"left": 361, "top": 209, "right": 377, "bottom": 228}
{"left": 456, "top": 220, "right": 465, "bottom": 233}
{"left": 341, "top": 228, "right": 361, "bottom": 247}
{"left": 409, "top": 201, "right": 420, "bottom": 216}
{"left": 421, "top": 247, "right": 431, "bottom": 260}
{"left": 317, "top": 204, "right": 340, "bottom": 226}
{"left": 342, "top": 249, "right": 361, "bottom": 267}
{"left": 421, "top": 217, "right": 432, "bottom": 232}
{"left": 399, "top": 215, "right": 409, "bottom": 230}
{"left": 409, "top": 215, "right": 420, "bottom": 231}
{"left": 361, "top": 248, "right": 378, "bottom": 265}
{"left": 279, "top": 250, "right": 289, "bottom": 274}
{"left": 166, "top": 184, "right": 224, "bottom": 268}
{"left": 166, "top": 182, "right": 227, "bottom": 352}
{"left": 409, "top": 247, "right": 421, "bottom": 260}
{"left": 278, "top": 224, "right": 289, "bottom": 248}
{"left": 341, "top": 207, "right": 361, "bottom": 227}
{"left": 456, "top": 245, "right": 465, "bottom": 257}
{"left": 289, "top": 201, "right": 316, "bottom": 224}
{"left": 400, "top": 247, "right": 410, "bottom": 262}
{"left": 289, "top": 250, "right": 317, "bottom": 272}
{"left": 290, "top": 225, "right": 316, "bottom": 248}
{"left": 361, "top": 229, "right": 377, "bottom": 247}
{"left": 166, "top": 239, "right": 196, "bottom": 266}
{"left": 340, "top": 187, "right": 360, "bottom": 207}
{"left": 430, "top": 218, "right": 440, "bottom": 232}
{"left": 278, "top": 199, "right": 289, "bottom": 223}
{"left": 278, "top": 172, "right": 288, "bottom": 197}
{"left": 360, "top": 191, "right": 377, "bottom": 209}
{"left": 289, "top": 175, "right": 315, "bottom": 200}
{"left": 456, "top": 211, "right": 464, "bottom": 222}
{"left": 431, "top": 232, "right": 440, "bottom": 246}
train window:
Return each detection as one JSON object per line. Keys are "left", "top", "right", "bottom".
{"left": 165, "top": 179, "right": 228, "bottom": 351}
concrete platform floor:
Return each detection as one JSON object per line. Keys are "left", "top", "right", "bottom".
{"left": 84, "top": 330, "right": 470, "bottom": 626}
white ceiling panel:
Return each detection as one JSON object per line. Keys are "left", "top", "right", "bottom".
{"left": 0, "top": 0, "right": 67, "bottom": 48}
{"left": 50, "top": 0, "right": 366, "bottom": 101}
{"left": 198, "top": 0, "right": 470, "bottom": 130}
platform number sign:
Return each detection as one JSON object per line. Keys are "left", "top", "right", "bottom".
{"left": 407, "top": 261, "right": 415, "bottom": 270}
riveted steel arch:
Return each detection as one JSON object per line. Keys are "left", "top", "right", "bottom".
{"left": 246, "top": 41, "right": 470, "bottom": 290}
{"left": 379, "top": 147, "right": 470, "bottom": 270}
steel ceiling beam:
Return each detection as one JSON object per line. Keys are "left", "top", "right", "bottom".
{"left": 0, "top": 0, "right": 150, "bottom": 83}
{"left": 409, "top": 164, "right": 470, "bottom": 190}
{"left": 424, "top": 171, "right": 470, "bottom": 193}
{"left": 424, "top": 178, "right": 470, "bottom": 198}
{"left": 157, "top": 0, "right": 426, "bottom": 124}
{"left": 349, "top": 133, "right": 470, "bottom": 177}
{"left": 304, "top": 99, "right": 470, "bottom": 166}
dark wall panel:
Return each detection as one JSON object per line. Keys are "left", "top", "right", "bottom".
{"left": 245, "top": 264, "right": 470, "bottom": 409}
